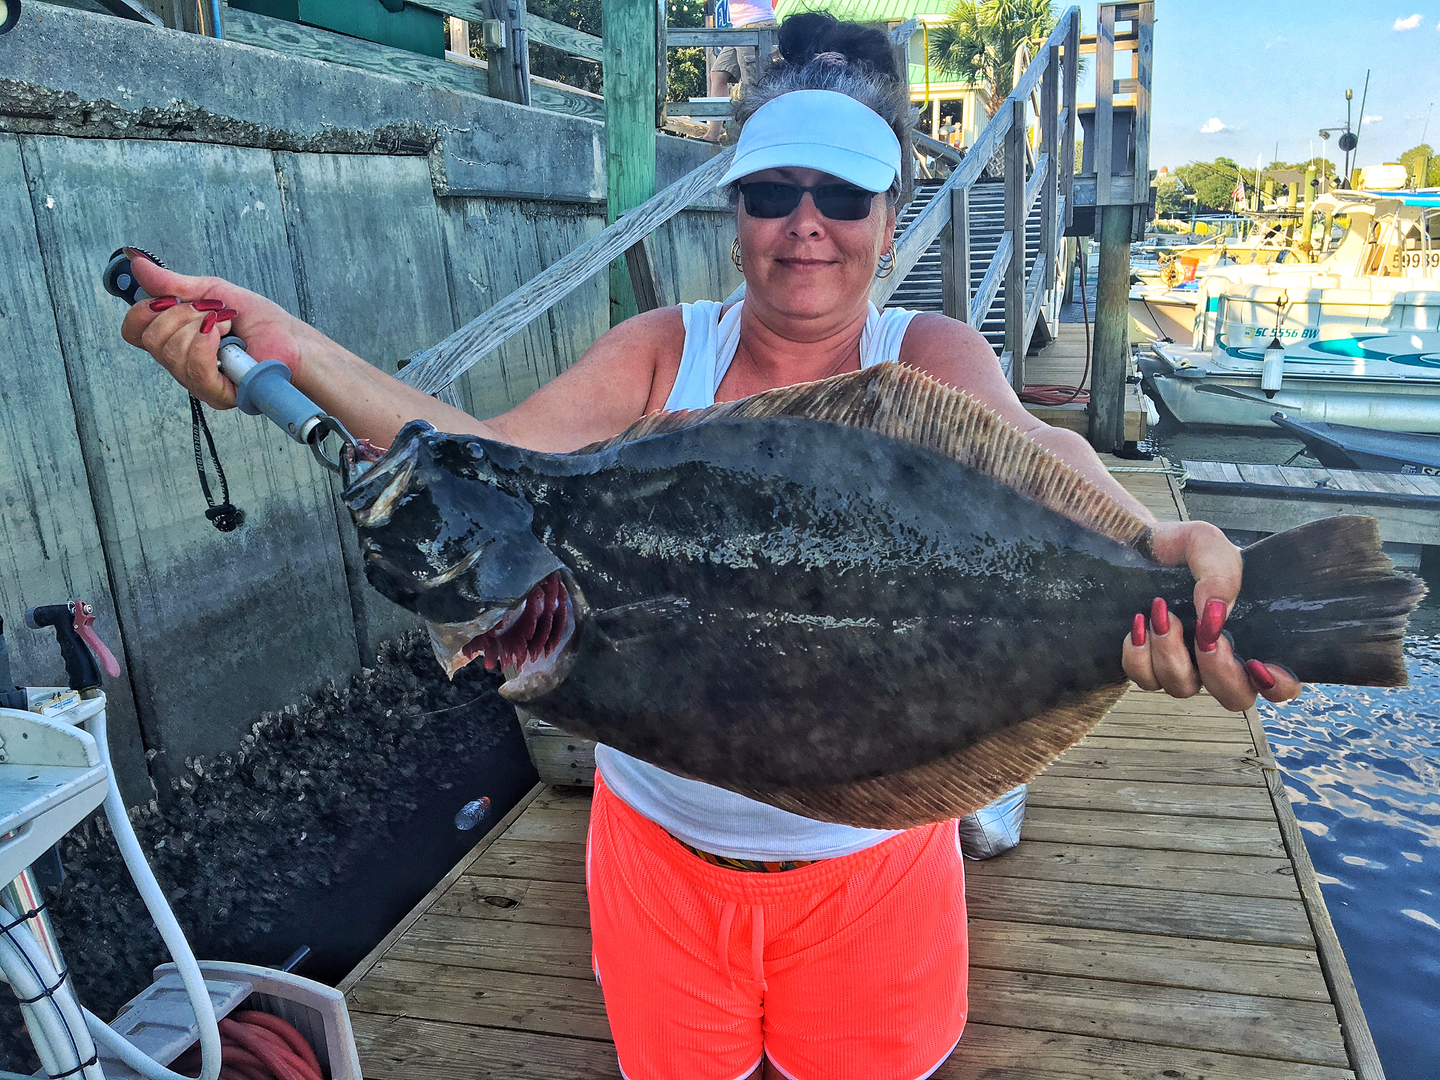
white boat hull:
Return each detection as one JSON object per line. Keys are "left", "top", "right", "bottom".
{"left": 1145, "top": 343, "right": 1440, "bottom": 431}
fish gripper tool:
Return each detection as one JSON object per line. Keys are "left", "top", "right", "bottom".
{"left": 103, "top": 247, "right": 359, "bottom": 475}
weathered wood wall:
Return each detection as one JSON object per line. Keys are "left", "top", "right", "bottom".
{"left": 1, "top": 4, "right": 738, "bottom": 803}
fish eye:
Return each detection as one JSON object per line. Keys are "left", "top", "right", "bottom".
{"left": 468, "top": 443, "right": 485, "bottom": 460}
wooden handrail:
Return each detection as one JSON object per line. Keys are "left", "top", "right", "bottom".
{"left": 398, "top": 149, "right": 734, "bottom": 395}
{"left": 524, "top": 13, "right": 603, "bottom": 63}
{"left": 666, "top": 27, "right": 772, "bottom": 47}
{"left": 968, "top": 232, "right": 1013, "bottom": 334}
{"left": 914, "top": 130, "right": 965, "bottom": 166}
{"left": 1025, "top": 152, "right": 1049, "bottom": 216}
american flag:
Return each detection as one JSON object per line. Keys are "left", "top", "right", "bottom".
{"left": 1231, "top": 176, "right": 1246, "bottom": 205}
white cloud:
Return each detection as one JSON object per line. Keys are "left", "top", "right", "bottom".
{"left": 1395, "top": 13, "right": 1423, "bottom": 29}
{"left": 1200, "top": 117, "right": 1228, "bottom": 134}
{"left": 1264, "top": 34, "right": 1289, "bottom": 48}
{"left": 1364, "top": 114, "right": 1384, "bottom": 124}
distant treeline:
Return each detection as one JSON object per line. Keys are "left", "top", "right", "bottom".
{"left": 1156, "top": 144, "right": 1438, "bottom": 214}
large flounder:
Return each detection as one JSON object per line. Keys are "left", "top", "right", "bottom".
{"left": 342, "top": 365, "right": 1424, "bottom": 829}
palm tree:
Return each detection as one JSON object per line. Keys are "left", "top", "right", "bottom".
{"left": 927, "top": 0, "right": 1058, "bottom": 116}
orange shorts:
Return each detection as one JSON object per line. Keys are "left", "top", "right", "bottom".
{"left": 587, "top": 772, "right": 968, "bottom": 1080}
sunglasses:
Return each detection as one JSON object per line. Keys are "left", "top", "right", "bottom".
{"left": 738, "top": 181, "right": 878, "bottom": 221}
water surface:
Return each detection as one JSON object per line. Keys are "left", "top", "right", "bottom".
{"left": 1149, "top": 416, "right": 1440, "bottom": 1080}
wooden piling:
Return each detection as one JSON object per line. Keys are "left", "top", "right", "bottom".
{"left": 603, "top": 0, "right": 658, "bottom": 325}
{"left": 1090, "top": 203, "right": 1130, "bottom": 451}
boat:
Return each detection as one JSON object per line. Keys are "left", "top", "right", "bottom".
{"left": 1142, "top": 286, "right": 1440, "bottom": 430}
{"left": 1142, "top": 187, "right": 1440, "bottom": 428}
{"left": 1131, "top": 189, "right": 1438, "bottom": 348}
{"left": 1269, "top": 412, "right": 1440, "bottom": 474}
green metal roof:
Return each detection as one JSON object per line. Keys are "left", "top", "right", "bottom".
{"left": 773, "top": 0, "right": 958, "bottom": 24}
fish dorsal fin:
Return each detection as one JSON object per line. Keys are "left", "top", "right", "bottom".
{"left": 742, "top": 683, "right": 1128, "bottom": 829}
{"left": 578, "top": 365, "right": 1151, "bottom": 548}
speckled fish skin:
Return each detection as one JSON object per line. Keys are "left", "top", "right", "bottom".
{"left": 345, "top": 414, "right": 1204, "bottom": 791}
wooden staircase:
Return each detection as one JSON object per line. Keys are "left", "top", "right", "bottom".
{"left": 887, "top": 178, "right": 1047, "bottom": 354}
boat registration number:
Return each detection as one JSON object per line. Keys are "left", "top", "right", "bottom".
{"left": 1240, "top": 325, "right": 1317, "bottom": 340}
{"left": 1400, "top": 464, "right": 1440, "bottom": 476}
{"left": 1392, "top": 251, "right": 1440, "bottom": 269}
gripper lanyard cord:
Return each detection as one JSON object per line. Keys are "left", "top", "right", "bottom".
{"left": 190, "top": 395, "right": 244, "bottom": 532}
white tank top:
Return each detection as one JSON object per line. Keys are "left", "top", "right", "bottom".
{"left": 593, "top": 299, "right": 921, "bottom": 861}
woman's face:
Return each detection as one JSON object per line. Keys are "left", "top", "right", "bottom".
{"left": 735, "top": 166, "right": 897, "bottom": 326}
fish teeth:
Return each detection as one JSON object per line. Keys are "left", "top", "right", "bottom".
{"left": 465, "top": 572, "right": 571, "bottom": 677}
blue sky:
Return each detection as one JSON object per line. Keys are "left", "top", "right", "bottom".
{"left": 1138, "top": 1, "right": 1440, "bottom": 171}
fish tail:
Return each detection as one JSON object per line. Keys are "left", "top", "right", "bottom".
{"left": 1231, "top": 516, "right": 1426, "bottom": 686}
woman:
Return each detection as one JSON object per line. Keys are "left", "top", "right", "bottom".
{"left": 123, "top": 15, "right": 1299, "bottom": 1079}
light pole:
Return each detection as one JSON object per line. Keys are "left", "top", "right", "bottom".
{"left": 1343, "top": 88, "right": 1355, "bottom": 181}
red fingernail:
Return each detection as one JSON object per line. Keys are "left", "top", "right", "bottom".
{"left": 123, "top": 246, "right": 155, "bottom": 265}
{"left": 1131, "top": 613, "right": 1146, "bottom": 647}
{"left": 1150, "top": 597, "right": 1169, "bottom": 636}
{"left": 148, "top": 296, "right": 180, "bottom": 312}
{"left": 199, "top": 311, "right": 217, "bottom": 334}
{"left": 1195, "top": 599, "right": 1227, "bottom": 652}
{"left": 192, "top": 298, "right": 226, "bottom": 312}
{"left": 214, "top": 308, "right": 239, "bottom": 322}
{"left": 1245, "top": 660, "right": 1277, "bottom": 690}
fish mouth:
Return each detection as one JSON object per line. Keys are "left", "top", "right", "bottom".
{"left": 426, "top": 569, "right": 588, "bottom": 702}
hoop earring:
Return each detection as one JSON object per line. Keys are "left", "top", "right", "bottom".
{"left": 731, "top": 237, "right": 744, "bottom": 274}
{"left": 875, "top": 250, "right": 895, "bottom": 279}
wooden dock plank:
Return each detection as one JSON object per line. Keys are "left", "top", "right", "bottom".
{"left": 966, "top": 919, "right": 1328, "bottom": 999}
{"left": 973, "top": 840, "right": 1306, "bottom": 900}
{"left": 1020, "top": 806, "right": 1289, "bottom": 856}
{"left": 1076, "top": 735, "right": 1259, "bottom": 754}
{"left": 944, "top": 1024, "right": 1355, "bottom": 1080}
{"left": 384, "top": 914, "right": 597, "bottom": 980}
{"left": 967, "top": 968, "right": 1350, "bottom": 1068}
{"left": 348, "top": 958, "right": 610, "bottom": 1040}
{"left": 1239, "top": 462, "right": 1288, "bottom": 486}
{"left": 341, "top": 462, "right": 1377, "bottom": 1080}
{"left": 963, "top": 875, "right": 1314, "bottom": 945}
{"left": 1023, "top": 324, "right": 1148, "bottom": 440}
{"left": 351, "top": 1013, "right": 619, "bottom": 1079}
{"left": 1042, "top": 747, "right": 1270, "bottom": 786}
{"left": 430, "top": 876, "right": 591, "bottom": 928}
{"left": 469, "top": 839, "right": 587, "bottom": 884}
{"left": 1025, "top": 774, "right": 1276, "bottom": 818}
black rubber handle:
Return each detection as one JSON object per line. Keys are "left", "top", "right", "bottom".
{"left": 24, "top": 604, "right": 101, "bottom": 692}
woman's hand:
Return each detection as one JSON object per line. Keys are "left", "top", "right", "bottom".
{"left": 1122, "top": 520, "right": 1303, "bottom": 711}
{"left": 119, "top": 250, "right": 310, "bottom": 410}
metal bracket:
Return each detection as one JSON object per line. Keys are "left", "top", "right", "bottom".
{"left": 307, "top": 416, "right": 360, "bottom": 475}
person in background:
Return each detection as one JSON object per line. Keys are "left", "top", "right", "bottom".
{"left": 705, "top": 0, "right": 778, "bottom": 142}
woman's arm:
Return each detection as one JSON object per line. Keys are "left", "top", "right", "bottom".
{"left": 120, "top": 253, "right": 683, "bottom": 452}
{"left": 899, "top": 313, "right": 1300, "bottom": 710}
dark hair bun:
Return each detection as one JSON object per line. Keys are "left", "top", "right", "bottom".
{"left": 777, "top": 12, "right": 899, "bottom": 81}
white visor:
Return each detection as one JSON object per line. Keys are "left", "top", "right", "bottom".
{"left": 717, "top": 89, "right": 902, "bottom": 193}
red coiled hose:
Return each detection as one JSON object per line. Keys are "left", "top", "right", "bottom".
{"left": 172, "top": 1010, "right": 325, "bottom": 1080}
